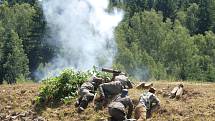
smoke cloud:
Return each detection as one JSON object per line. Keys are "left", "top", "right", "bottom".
{"left": 36, "top": 0, "right": 123, "bottom": 80}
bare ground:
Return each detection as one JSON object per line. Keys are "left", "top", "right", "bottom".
{"left": 0, "top": 81, "right": 215, "bottom": 121}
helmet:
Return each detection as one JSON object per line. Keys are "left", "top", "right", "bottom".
{"left": 120, "top": 72, "right": 126, "bottom": 75}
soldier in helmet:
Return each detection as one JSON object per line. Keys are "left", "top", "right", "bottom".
{"left": 114, "top": 72, "right": 133, "bottom": 89}
{"left": 75, "top": 76, "right": 103, "bottom": 113}
{"left": 108, "top": 89, "right": 133, "bottom": 121}
{"left": 134, "top": 87, "right": 160, "bottom": 120}
{"left": 170, "top": 83, "right": 184, "bottom": 99}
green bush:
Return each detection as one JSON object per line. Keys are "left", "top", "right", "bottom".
{"left": 35, "top": 68, "right": 112, "bottom": 105}
{"left": 35, "top": 69, "right": 90, "bottom": 105}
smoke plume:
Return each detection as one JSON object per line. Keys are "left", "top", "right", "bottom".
{"left": 35, "top": 0, "right": 123, "bottom": 80}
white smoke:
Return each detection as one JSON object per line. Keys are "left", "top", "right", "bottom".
{"left": 36, "top": 0, "right": 123, "bottom": 80}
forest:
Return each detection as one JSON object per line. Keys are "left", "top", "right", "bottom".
{"left": 1, "top": 0, "right": 215, "bottom": 84}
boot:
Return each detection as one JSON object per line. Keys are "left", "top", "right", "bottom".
{"left": 78, "top": 100, "right": 88, "bottom": 113}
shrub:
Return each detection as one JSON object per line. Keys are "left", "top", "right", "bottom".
{"left": 34, "top": 68, "right": 112, "bottom": 106}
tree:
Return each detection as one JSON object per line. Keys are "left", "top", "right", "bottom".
{"left": 190, "top": 31, "right": 215, "bottom": 81}
{"left": 115, "top": 10, "right": 169, "bottom": 80}
{"left": 155, "top": 0, "right": 178, "bottom": 21}
{"left": 0, "top": 22, "right": 5, "bottom": 84}
{"left": 197, "top": 0, "right": 210, "bottom": 33}
{"left": 162, "top": 21, "right": 197, "bottom": 80}
{"left": 24, "top": 2, "right": 54, "bottom": 78}
{"left": 2, "top": 30, "right": 29, "bottom": 84}
{"left": 185, "top": 3, "right": 199, "bottom": 34}
{"left": 208, "top": 0, "right": 215, "bottom": 32}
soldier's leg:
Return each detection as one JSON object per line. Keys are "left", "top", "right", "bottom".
{"left": 98, "top": 84, "right": 110, "bottom": 107}
{"left": 134, "top": 104, "right": 147, "bottom": 121}
{"left": 170, "top": 86, "right": 179, "bottom": 98}
{"left": 75, "top": 96, "right": 83, "bottom": 107}
{"left": 75, "top": 88, "right": 87, "bottom": 107}
{"left": 108, "top": 107, "right": 125, "bottom": 121}
{"left": 175, "top": 87, "right": 183, "bottom": 99}
{"left": 79, "top": 92, "right": 94, "bottom": 110}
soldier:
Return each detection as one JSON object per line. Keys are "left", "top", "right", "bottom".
{"left": 98, "top": 77, "right": 133, "bottom": 106}
{"left": 114, "top": 73, "right": 133, "bottom": 89}
{"left": 75, "top": 76, "right": 103, "bottom": 113}
{"left": 170, "top": 83, "right": 184, "bottom": 99}
{"left": 134, "top": 87, "right": 160, "bottom": 120}
{"left": 108, "top": 89, "right": 133, "bottom": 121}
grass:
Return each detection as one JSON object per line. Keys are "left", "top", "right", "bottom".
{"left": 0, "top": 81, "right": 215, "bottom": 121}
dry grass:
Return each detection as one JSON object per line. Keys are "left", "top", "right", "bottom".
{"left": 0, "top": 81, "right": 215, "bottom": 121}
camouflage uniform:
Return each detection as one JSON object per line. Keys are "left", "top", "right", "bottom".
{"left": 115, "top": 74, "right": 133, "bottom": 89}
{"left": 98, "top": 81, "right": 125, "bottom": 99}
{"left": 135, "top": 91, "right": 160, "bottom": 120}
{"left": 76, "top": 77, "right": 103, "bottom": 112}
{"left": 108, "top": 91, "right": 133, "bottom": 121}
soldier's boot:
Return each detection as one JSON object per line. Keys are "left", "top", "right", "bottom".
{"left": 78, "top": 100, "right": 88, "bottom": 113}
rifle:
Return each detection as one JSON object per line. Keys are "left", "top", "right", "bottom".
{"left": 102, "top": 68, "right": 122, "bottom": 81}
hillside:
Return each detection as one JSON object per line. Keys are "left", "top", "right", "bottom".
{"left": 0, "top": 81, "right": 215, "bottom": 121}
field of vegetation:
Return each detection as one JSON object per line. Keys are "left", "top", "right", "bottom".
{"left": 0, "top": 81, "right": 215, "bottom": 121}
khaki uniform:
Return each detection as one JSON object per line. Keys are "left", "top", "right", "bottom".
{"left": 135, "top": 92, "right": 160, "bottom": 120}
{"left": 170, "top": 85, "right": 183, "bottom": 99}
{"left": 108, "top": 95, "right": 133, "bottom": 121}
{"left": 134, "top": 104, "right": 147, "bottom": 121}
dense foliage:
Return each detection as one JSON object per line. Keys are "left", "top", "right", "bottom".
{"left": 35, "top": 69, "right": 90, "bottom": 105}
{"left": 1, "top": 0, "right": 215, "bottom": 83}
{"left": 111, "top": 0, "right": 215, "bottom": 82}
{"left": 0, "top": 1, "right": 53, "bottom": 84}
{"left": 35, "top": 68, "right": 111, "bottom": 105}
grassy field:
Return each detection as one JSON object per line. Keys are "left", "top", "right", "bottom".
{"left": 0, "top": 81, "right": 215, "bottom": 121}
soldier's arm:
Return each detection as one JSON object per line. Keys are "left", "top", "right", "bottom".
{"left": 127, "top": 98, "right": 134, "bottom": 119}
{"left": 150, "top": 95, "right": 160, "bottom": 112}
{"left": 126, "top": 80, "right": 133, "bottom": 89}
{"left": 98, "top": 84, "right": 105, "bottom": 98}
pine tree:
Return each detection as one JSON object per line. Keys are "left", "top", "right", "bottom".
{"left": 2, "top": 30, "right": 29, "bottom": 84}
{"left": 0, "top": 22, "right": 5, "bottom": 84}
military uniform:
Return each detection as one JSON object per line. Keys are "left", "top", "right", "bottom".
{"left": 170, "top": 83, "right": 184, "bottom": 99}
{"left": 115, "top": 74, "right": 133, "bottom": 89}
{"left": 108, "top": 90, "right": 133, "bottom": 121}
{"left": 76, "top": 77, "right": 103, "bottom": 112}
{"left": 135, "top": 91, "right": 160, "bottom": 120}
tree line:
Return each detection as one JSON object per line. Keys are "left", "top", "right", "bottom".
{"left": 1, "top": 0, "right": 215, "bottom": 84}
{"left": 112, "top": 0, "right": 215, "bottom": 81}
{"left": 0, "top": 0, "right": 53, "bottom": 84}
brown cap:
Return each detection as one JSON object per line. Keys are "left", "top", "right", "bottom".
{"left": 149, "top": 87, "right": 156, "bottom": 93}
{"left": 178, "top": 83, "right": 184, "bottom": 88}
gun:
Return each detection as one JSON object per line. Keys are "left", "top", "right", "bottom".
{"left": 101, "top": 68, "right": 121, "bottom": 74}
{"left": 102, "top": 68, "right": 122, "bottom": 81}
